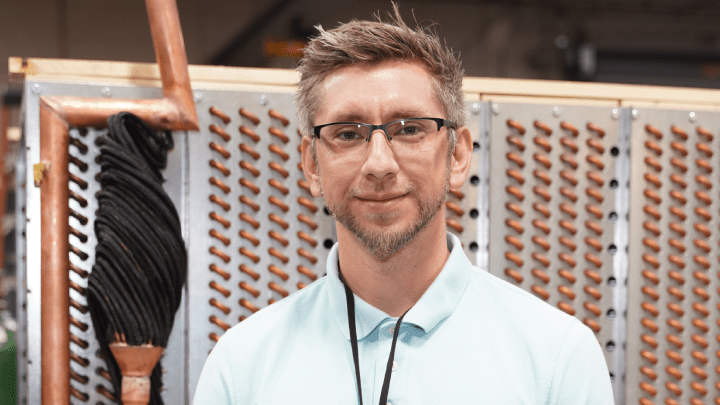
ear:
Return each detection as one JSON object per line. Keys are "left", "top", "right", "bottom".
{"left": 449, "top": 126, "right": 473, "bottom": 190}
{"left": 301, "top": 136, "right": 323, "bottom": 197}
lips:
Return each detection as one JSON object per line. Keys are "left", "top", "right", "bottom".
{"left": 356, "top": 193, "right": 407, "bottom": 202}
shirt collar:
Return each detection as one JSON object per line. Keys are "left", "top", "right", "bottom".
{"left": 326, "top": 232, "right": 472, "bottom": 341}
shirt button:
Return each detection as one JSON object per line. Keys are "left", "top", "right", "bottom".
{"left": 392, "top": 360, "right": 398, "bottom": 372}
{"left": 388, "top": 326, "right": 396, "bottom": 335}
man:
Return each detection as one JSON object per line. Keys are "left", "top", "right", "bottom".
{"left": 194, "top": 6, "right": 615, "bottom": 404}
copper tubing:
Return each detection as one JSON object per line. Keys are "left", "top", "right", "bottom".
{"left": 209, "top": 212, "right": 231, "bottom": 228}
{"left": 297, "top": 180, "right": 311, "bottom": 194}
{"left": 209, "top": 332, "right": 221, "bottom": 342}
{"left": 210, "top": 194, "right": 231, "bottom": 211}
{"left": 669, "top": 157, "right": 687, "bottom": 173}
{"left": 239, "top": 282, "right": 260, "bottom": 298}
{"left": 209, "top": 316, "right": 231, "bottom": 331}
{"left": 298, "top": 214, "right": 318, "bottom": 230}
{"left": 586, "top": 123, "right": 605, "bottom": 137}
{"left": 586, "top": 139, "right": 604, "bottom": 154}
{"left": 644, "top": 189, "right": 661, "bottom": 204}
{"left": 268, "top": 109, "right": 290, "bottom": 126}
{"left": 239, "top": 178, "right": 260, "bottom": 194}
{"left": 209, "top": 247, "right": 231, "bottom": 263}
{"left": 209, "top": 142, "right": 231, "bottom": 159}
{"left": 209, "top": 160, "right": 231, "bottom": 176}
{"left": 239, "top": 299, "right": 259, "bottom": 313}
{"left": 558, "top": 220, "right": 576, "bottom": 235}
{"left": 239, "top": 264, "right": 260, "bottom": 281}
{"left": 298, "top": 197, "right": 318, "bottom": 213}
{"left": 643, "top": 221, "right": 661, "bottom": 236}
{"left": 269, "top": 247, "right": 289, "bottom": 264}
{"left": 239, "top": 108, "right": 260, "bottom": 125}
{"left": 240, "top": 247, "right": 261, "bottom": 263}
{"left": 506, "top": 152, "right": 525, "bottom": 168}
{"left": 505, "top": 186, "right": 524, "bottom": 201}
{"left": 559, "top": 252, "right": 576, "bottom": 268}
{"left": 697, "top": 142, "right": 713, "bottom": 157}
{"left": 531, "top": 286, "right": 549, "bottom": 300}
{"left": 209, "top": 177, "right": 231, "bottom": 194}
{"left": 533, "top": 137, "right": 552, "bottom": 152}
{"left": 644, "top": 156, "right": 662, "bottom": 171}
{"left": 532, "top": 203, "right": 551, "bottom": 218}
{"left": 506, "top": 135, "right": 525, "bottom": 151}
{"left": 239, "top": 230, "right": 260, "bottom": 246}
{"left": 505, "top": 202, "right": 524, "bottom": 217}
{"left": 240, "top": 143, "right": 260, "bottom": 160}
{"left": 269, "top": 144, "right": 289, "bottom": 161}
{"left": 448, "top": 188, "right": 464, "bottom": 200}
{"left": 446, "top": 218, "right": 463, "bottom": 233}
{"left": 268, "top": 282, "right": 289, "bottom": 298}
{"left": 644, "top": 124, "right": 662, "bottom": 139}
{"left": 269, "top": 213, "right": 289, "bottom": 229}
{"left": 531, "top": 269, "right": 549, "bottom": 283}
{"left": 533, "top": 170, "right": 551, "bottom": 185}
{"left": 559, "top": 187, "right": 577, "bottom": 202}
{"left": 558, "top": 285, "right": 576, "bottom": 300}
{"left": 695, "top": 174, "right": 712, "bottom": 189}
{"left": 269, "top": 196, "right": 290, "bottom": 212}
{"left": 668, "top": 271, "right": 684, "bottom": 284}
{"left": 695, "top": 191, "right": 712, "bottom": 206}
{"left": 584, "top": 302, "right": 601, "bottom": 317}
{"left": 533, "top": 186, "right": 551, "bottom": 202}
{"left": 533, "top": 153, "right": 552, "bottom": 169}
{"left": 559, "top": 204, "right": 577, "bottom": 218}
{"left": 642, "top": 286, "right": 660, "bottom": 301}
{"left": 269, "top": 161, "right": 289, "bottom": 178}
{"left": 530, "top": 236, "right": 548, "bottom": 251}
{"left": 583, "top": 318, "right": 601, "bottom": 333}
{"left": 584, "top": 269, "right": 602, "bottom": 285}
{"left": 269, "top": 127, "right": 289, "bottom": 143}
{"left": 560, "top": 138, "right": 578, "bottom": 153}
{"left": 670, "top": 141, "right": 688, "bottom": 157}
{"left": 297, "top": 248, "right": 318, "bottom": 264}
{"left": 559, "top": 154, "right": 577, "bottom": 170}
{"left": 504, "top": 268, "right": 523, "bottom": 283}
{"left": 504, "top": 235, "right": 523, "bottom": 250}
{"left": 208, "top": 107, "right": 231, "bottom": 124}
{"left": 268, "top": 265, "right": 289, "bottom": 281}
{"left": 268, "top": 230, "right": 289, "bottom": 247}
{"left": 559, "top": 121, "right": 578, "bottom": 136}
{"left": 586, "top": 155, "right": 604, "bottom": 170}
{"left": 239, "top": 126, "right": 260, "bottom": 142}
{"left": 269, "top": 179, "right": 289, "bottom": 195}
{"left": 559, "top": 237, "right": 576, "bottom": 251}
{"left": 506, "top": 169, "right": 524, "bottom": 184}
{"left": 506, "top": 119, "right": 526, "bottom": 134}
{"left": 557, "top": 302, "right": 575, "bottom": 316}
{"left": 297, "top": 265, "right": 318, "bottom": 281}
{"left": 209, "top": 124, "right": 231, "bottom": 142}
{"left": 532, "top": 219, "right": 551, "bottom": 235}
{"left": 641, "top": 335, "right": 658, "bottom": 349}
{"left": 239, "top": 161, "right": 260, "bottom": 177}
{"left": 209, "top": 264, "right": 231, "bottom": 281}
{"left": 209, "top": 281, "right": 231, "bottom": 298}
{"left": 108, "top": 343, "right": 164, "bottom": 405}
{"left": 239, "top": 195, "right": 260, "bottom": 212}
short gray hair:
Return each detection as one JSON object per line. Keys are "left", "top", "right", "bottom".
{"left": 296, "top": 3, "right": 465, "bottom": 150}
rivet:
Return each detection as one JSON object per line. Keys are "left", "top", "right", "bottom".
{"left": 31, "top": 83, "right": 41, "bottom": 94}
{"left": 611, "top": 108, "right": 619, "bottom": 120}
{"left": 689, "top": 111, "right": 697, "bottom": 123}
{"left": 259, "top": 94, "right": 269, "bottom": 106}
{"left": 194, "top": 91, "right": 203, "bottom": 102}
{"left": 471, "top": 102, "right": 480, "bottom": 115}
{"left": 553, "top": 105, "right": 561, "bottom": 117}
{"left": 631, "top": 109, "right": 639, "bottom": 120}
{"left": 491, "top": 103, "right": 500, "bottom": 115}
{"left": 101, "top": 87, "right": 112, "bottom": 98}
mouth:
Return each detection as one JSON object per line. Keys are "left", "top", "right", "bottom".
{"left": 356, "top": 193, "right": 408, "bottom": 203}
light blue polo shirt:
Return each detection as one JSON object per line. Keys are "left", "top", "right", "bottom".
{"left": 194, "top": 232, "right": 614, "bottom": 404}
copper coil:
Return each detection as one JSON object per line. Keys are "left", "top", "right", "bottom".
{"left": 297, "top": 265, "right": 318, "bottom": 281}
{"left": 69, "top": 173, "right": 88, "bottom": 191}
{"left": 584, "top": 253, "right": 602, "bottom": 268}
{"left": 642, "top": 173, "right": 662, "bottom": 189}
{"left": 692, "top": 335, "right": 709, "bottom": 349}
{"left": 209, "top": 212, "right": 231, "bottom": 229}
{"left": 556, "top": 252, "right": 575, "bottom": 268}
{"left": 505, "top": 235, "right": 524, "bottom": 250}
{"left": 558, "top": 220, "right": 576, "bottom": 235}
{"left": 68, "top": 224, "right": 88, "bottom": 243}
{"left": 558, "top": 285, "right": 575, "bottom": 300}
{"left": 583, "top": 205, "right": 602, "bottom": 221}
{"left": 209, "top": 246, "right": 231, "bottom": 263}
{"left": 692, "top": 350, "right": 709, "bottom": 364}
{"left": 268, "top": 247, "right": 289, "bottom": 264}
{"left": 70, "top": 387, "right": 89, "bottom": 402}
{"left": 559, "top": 187, "right": 576, "bottom": 202}
{"left": 581, "top": 270, "right": 601, "bottom": 285}
{"left": 585, "top": 139, "right": 604, "bottom": 154}
{"left": 639, "top": 382, "right": 657, "bottom": 397}
{"left": 691, "top": 366, "right": 708, "bottom": 381}
{"left": 68, "top": 155, "right": 88, "bottom": 172}
{"left": 236, "top": 126, "right": 260, "bottom": 144}
{"left": 665, "top": 351, "right": 685, "bottom": 367}
{"left": 665, "top": 366, "right": 683, "bottom": 381}
{"left": 298, "top": 197, "right": 318, "bottom": 213}
{"left": 528, "top": 268, "right": 548, "bottom": 284}
{"left": 584, "top": 122, "right": 604, "bottom": 137}
{"left": 505, "top": 186, "right": 524, "bottom": 201}
{"left": 555, "top": 121, "right": 578, "bottom": 137}
{"left": 269, "top": 127, "right": 289, "bottom": 143}
{"left": 584, "top": 285, "right": 602, "bottom": 300}
{"left": 69, "top": 136, "right": 88, "bottom": 154}
{"left": 667, "top": 302, "right": 684, "bottom": 317}
{"left": 505, "top": 219, "right": 524, "bottom": 234}
{"left": 693, "top": 270, "right": 710, "bottom": 285}
{"left": 446, "top": 218, "right": 464, "bottom": 233}
{"left": 641, "top": 350, "right": 658, "bottom": 365}
{"left": 265, "top": 179, "right": 288, "bottom": 196}
{"left": 559, "top": 204, "right": 577, "bottom": 219}
{"left": 69, "top": 208, "right": 88, "bottom": 225}
{"left": 644, "top": 124, "right": 663, "bottom": 139}
{"left": 297, "top": 180, "right": 312, "bottom": 194}
{"left": 644, "top": 156, "right": 662, "bottom": 172}
{"left": 239, "top": 178, "right": 260, "bottom": 195}
{"left": 695, "top": 191, "right": 712, "bottom": 206}
{"left": 534, "top": 186, "right": 552, "bottom": 202}
{"left": 670, "top": 174, "right": 687, "bottom": 189}
{"left": 69, "top": 263, "right": 87, "bottom": 278}
{"left": 506, "top": 152, "right": 525, "bottom": 168}
{"left": 694, "top": 175, "right": 713, "bottom": 191}
{"left": 694, "top": 223, "right": 710, "bottom": 237}
{"left": 559, "top": 237, "right": 577, "bottom": 251}
{"left": 269, "top": 213, "right": 289, "bottom": 229}
{"left": 560, "top": 138, "right": 578, "bottom": 153}
{"left": 69, "top": 280, "right": 86, "bottom": 296}
{"left": 670, "top": 141, "right": 688, "bottom": 157}
{"left": 585, "top": 221, "right": 603, "bottom": 235}
{"left": 644, "top": 141, "right": 664, "bottom": 158}
{"left": 693, "top": 286, "right": 710, "bottom": 301}
{"left": 69, "top": 368, "right": 89, "bottom": 384}
{"left": 667, "top": 319, "right": 684, "bottom": 333}
{"left": 641, "top": 366, "right": 658, "bottom": 380}
{"left": 667, "top": 238, "right": 685, "bottom": 253}
{"left": 641, "top": 253, "right": 660, "bottom": 269}
{"left": 504, "top": 268, "right": 524, "bottom": 283}
{"left": 295, "top": 231, "right": 317, "bottom": 248}
{"left": 209, "top": 142, "right": 232, "bottom": 160}
{"left": 696, "top": 158, "right": 712, "bottom": 173}
{"left": 69, "top": 331, "right": 89, "bottom": 350}
{"left": 554, "top": 269, "right": 574, "bottom": 285}
{"left": 297, "top": 282, "right": 308, "bottom": 290}
{"left": 583, "top": 318, "right": 601, "bottom": 333}
{"left": 210, "top": 177, "right": 231, "bottom": 194}
{"left": 237, "top": 281, "right": 260, "bottom": 298}
{"left": 240, "top": 212, "right": 260, "bottom": 229}
{"left": 533, "top": 137, "right": 552, "bottom": 152}
{"left": 529, "top": 236, "right": 548, "bottom": 251}
{"left": 533, "top": 219, "right": 551, "bottom": 235}
{"left": 239, "top": 247, "right": 261, "bottom": 263}
{"left": 209, "top": 264, "right": 231, "bottom": 281}
{"left": 297, "top": 162, "right": 304, "bottom": 172}
{"left": 239, "top": 298, "right": 259, "bottom": 313}
{"left": 264, "top": 230, "right": 288, "bottom": 247}
{"left": 209, "top": 124, "right": 231, "bottom": 143}
{"left": 670, "top": 222, "right": 686, "bottom": 237}
{"left": 697, "top": 142, "right": 713, "bottom": 157}
{"left": 209, "top": 159, "right": 231, "bottom": 177}
{"left": 263, "top": 163, "right": 289, "bottom": 181}
{"left": 210, "top": 194, "right": 231, "bottom": 211}
{"left": 505, "top": 202, "right": 524, "bottom": 217}
{"left": 642, "top": 318, "right": 660, "bottom": 333}
{"left": 268, "top": 144, "right": 289, "bottom": 161}
{"left": 298, "top": 214, "right": 318, "bottom": 230}
{"left": 209, "top": 281, "right": 231, "bottom": 298}
{"left": 583, "top": 301, "right": 601, "bottom": 316}
{"left": 693, "top": 303, "right": 710, "bottom": 317}
{"left": 237, "top": 195, "right": 259, "bottom": 212}
{"left": 642, "top": 270, "right": 660, "bottom": 284}
{"left": 238, "top": 144, "right": 260, "bottom": 160}
{"left": 504, "top": 251, "right": 524, "bottom": 267}
{"left": 581, "top": 173, "right": 601, "bottom": 189}
{"left": 667, "top": 286, "right": 684, "bottom": 300}
{"left": 586, "top": 188, "right": 604, "bottom": 203}
{"left": 239, "top": 230, "right": 260, "bottom": 247}
{"left": 209, "top": 315, "right": 232, "bottom": 332}
{"left": 557, "top": 155, "right": 577, "bottom": 171}
{"left": 691, "top": 382, "right": 708, "bottom": 397}
{"left": 531, "top": 285, "right": 549, "bottom": 300}
{"left": 506, "top": 135, "right": 525, "bottom": 151}
{"left": 268, "top": 282, "right": 289, "bottom": 298}
{"left": 667, "top": 190, "right": 685, "bottom": 205}
{"left": 506, "top": 119, "right": 526, "bottom": 134}
{"left": 448, "top": 189, "right": 465, "bottom": 200}
{"left": 506, "top": 169, "right": 525, "bottom": 184}
{"left": 694, "top": 125, "right": 714, "bottom": 141}
{"left": 209, "top": 106, "right": 232, "bottom": 124}
{"left": 298, "top": 248, "right": 318, "bottom": 264}
{"left": 263, "top": 195, "right": 289, "bottom": 212}
{"left": 446, "top": 201, "right": 465, "bottom": 216}
{"left": 209, "top": 332, "right": 221, "bottom": 342}
{"left": 531, "top": 120, "right": 551, "bottom": 136}
{"left": 643, "top": 221, "right": 661, "bottom": 236}
{"left": 531, "top": 202, "right": 551, "bottom": 218}
{"left": 529, "top": 170, "right": 551, "bottom": 185}
{"left": 262, "top": 264, "right": 288, "bottom": 282}
{"left": 69, "top": 190, "right": 88, "bottom": 207}
{"left": 531, "top": 252, "right": 550, "bottom": 267}
{"left": 694, "top": 239, "right": 711, "bottom": 253}
{"left": 239, "top": 108, "right": 261, "bottom": 125}
{"left": 669, "top": 206, "right": 686, "bottom": 221}
{"left": 237, "top": 161, "right": 260, "bottom": 178}
{"left": 667, "top": 125, "right": 688, "bottom": 140}
{"left": 534, "top": 153, "right": 553, "bottom": 169}
{"left": 642, "top": 238, "right": 661, "bottom": 252}
{"left": 268, "top": 109, "right": 290, "bottom": 126}
{"left": 556, "top": 302, "right": 575, "bottom": 316}
{"left": 668, "top": 254, "right": 686, "bottom": 269}
{"left": 239, "top": 264, "right": 260, "bottom": 280}
{"left": 209, "top": 230, "right": 231, "bottom": 246}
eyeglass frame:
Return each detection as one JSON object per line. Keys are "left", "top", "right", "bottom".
{"left": 312, "top": 117, "right": 457, "bottom": 142}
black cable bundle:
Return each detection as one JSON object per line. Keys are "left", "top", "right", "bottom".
{"left": 88, "top": 112, "right": 187, "bottom": 404}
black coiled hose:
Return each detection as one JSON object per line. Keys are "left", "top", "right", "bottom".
{"left": 88, "top": 112, "right": 187, "bottom": 404}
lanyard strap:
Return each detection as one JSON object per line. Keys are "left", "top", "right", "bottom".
{"left": 342, "top": 279, "right": 410, "bottom": 405}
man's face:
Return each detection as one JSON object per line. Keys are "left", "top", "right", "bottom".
{"left": 302, "top": 60, "right": 459, "bottom": 260}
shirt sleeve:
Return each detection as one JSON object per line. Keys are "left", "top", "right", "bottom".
{"left": 193, "top": 334, "right": 235, "bottom": 405}
{"left": 547, "top": 319, "right": 616, "bottom": 405}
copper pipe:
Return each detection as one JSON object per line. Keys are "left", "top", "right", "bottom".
{"left": 109, "top": 343, "right": 164, "bottom": 405}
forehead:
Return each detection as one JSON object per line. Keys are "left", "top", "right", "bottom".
{"left": 315, "top": 60, "right": 443, "bottom": 124}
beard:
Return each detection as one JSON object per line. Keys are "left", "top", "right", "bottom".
{"left": 321, "top": 170, "right": 450, "bottom": 261}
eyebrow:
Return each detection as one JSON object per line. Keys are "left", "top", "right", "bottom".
{"left": 327, "top": 109, "right": 430, "bottom": 124}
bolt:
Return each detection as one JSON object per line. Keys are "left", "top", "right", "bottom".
{"left": 471, "top": 103, "right": 480, "bottom": 115}
{"left": 259, "top": 94, "right": 269, "bottom": 106}
{"left": 689, "top": 112, "right": 697, "bottom": 123}
{"left": 611, "top": 108, "right": 619, "bottom": 120}
{"left": 491, "top": 103, "right": 499, "bottom": 115}
{"left": 552, "top": 105, "right": 561, "bottom": 117}
{"left": 631, "top": 109, "right": 639, "bottom": 120}
{"left": 31, "top": 83, "right": 41, "bottom": 94}
{"left": 101, "top": 87, "right": 112, "bottom": 98}
{"left": 194, "top": 91, "right": 203, "bottom": 102}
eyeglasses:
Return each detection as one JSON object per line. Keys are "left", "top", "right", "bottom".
{"left": 313, "top": 117, "right": 456, "bottom": 156}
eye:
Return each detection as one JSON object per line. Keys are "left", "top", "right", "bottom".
{"left": 394, "top": 122, "right": 425, "bottom": 136}
{"left": 335, "top": 130, "right": 364, "bottom": 141}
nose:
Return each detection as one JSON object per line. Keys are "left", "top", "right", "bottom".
{"left": 360, "top": 130, "right": 400, "bottom": 180}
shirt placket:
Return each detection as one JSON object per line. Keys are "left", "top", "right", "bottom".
{"left": 370, "top": 319, "right": 407, "bottom": 405}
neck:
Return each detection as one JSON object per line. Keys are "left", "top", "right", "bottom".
{"left": 337, "top": 211, "right": 450, "bottom": 317}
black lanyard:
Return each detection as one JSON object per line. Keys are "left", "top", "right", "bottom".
{"left": 341, "top": 275, "right": 410, "bottom": 405}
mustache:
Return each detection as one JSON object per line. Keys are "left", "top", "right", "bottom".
{"left": 346, "top": 181, "right": 416, "bottom": 198}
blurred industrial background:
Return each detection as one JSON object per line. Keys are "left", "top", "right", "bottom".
{"left": 1, "top": 0, "right": 719, "bottom": 404}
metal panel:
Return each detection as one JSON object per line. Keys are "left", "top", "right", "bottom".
{"left": 626, "top": 108, "right": 719, "bottom": 405}
{"left": 487, "top": 102, "right": 628, "bottom": 403}
{"left": 15, "top": 135, "right": 28, "bottom": 404}
{"left": 21, "top": 81, "right": 187, "bottom": 405}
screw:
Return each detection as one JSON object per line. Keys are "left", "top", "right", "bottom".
{"left": 611, "top": 108, "right": 619, "bottom": 120}
{"left": 491, "top": 103, "right": 499, "bottom": 115}
{"left": 552, "top": 105, "right": 561, "bottom": 117}
{"left": 101, "top": 87, "right": 112, "bottom": 98}
{"left": 194, "top": 91, "right": 203, "bottom": 102}
{"left": 31, "top": 83, "right": 41, "bottom": 94}
{"left": 689, "top": 112, "right": 697, "bottom": 123}
{"left": 259, "top": 94, "right": 269, "bottom": 106}
{"left": 631, "top": 109, "right": 639, "bottom": 120}
{"left": 471, "top": 103, "right": 480, "bottom": 115}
